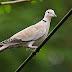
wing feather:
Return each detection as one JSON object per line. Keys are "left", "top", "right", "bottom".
{"left": 11, "top": 21, "right": 46, "bottom": 42}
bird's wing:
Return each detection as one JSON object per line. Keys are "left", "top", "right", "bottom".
{"left": 1, "top": 21, "right": 46, "bottom": 44}
{"left": 10, "top": 21, "right": 46, "bottom": 42}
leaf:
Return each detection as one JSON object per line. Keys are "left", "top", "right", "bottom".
{"left": 4, "top": 5, "right": 11, "bottom": 13}
{"left": 0, "top": 6, "right": 5, "bottom": 14}
{"left": 31, "top": 1, "right": 37, "bottom": 4}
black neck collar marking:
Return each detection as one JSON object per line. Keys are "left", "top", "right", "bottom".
{"left": 43, "top": 20, "right": 47, "bottom": 22}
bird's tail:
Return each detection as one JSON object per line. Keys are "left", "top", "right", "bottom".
{"left": 0, "top": 42, "right": 9, "bottom": 53}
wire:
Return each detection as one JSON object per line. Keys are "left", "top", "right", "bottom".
{"left": 15, "top": 8, "right": 72, "bottom": 72}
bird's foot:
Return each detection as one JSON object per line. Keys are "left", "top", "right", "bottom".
{"left": 26, "top": 46, "right": 40, "bottom": 56}
{"left": 30, "top": 46, "right": 38, "bottom": 48}
{"left": 26, "top": 48, "right": 35, "bottom": 52}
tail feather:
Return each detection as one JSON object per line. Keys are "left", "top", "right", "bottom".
{"left": 0, "top": 45, "right": 3, "bottom": 47}
{"left": 0, "top": 42, "right": 3, "bottom": 47}
{"left": 0, "top": 45, "right": 9, "bottom": 53}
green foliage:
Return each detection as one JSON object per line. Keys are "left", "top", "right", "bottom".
{"left": 0, "top": 0, "right": 44, "bottom": 15}
{"left": 0, "top": 0, "right": 11, "bottom": 14}
{"left": 0, "top": 5, "right": 11, "bottom": 14}
{"left": 0, "top": 6, "right": 5, "bottom": 14}
{"left": 0, "top": 0, "right": 44, "bottom": 14}
{"left": 31, "top": 1, "right": 37, "bottom": 4}
{"left": 4, "top": 5, "right": 11, "bottom": 13}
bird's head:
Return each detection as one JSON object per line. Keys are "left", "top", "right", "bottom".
{"left": 45, "top": 9, "right": 57, "bottom": 18}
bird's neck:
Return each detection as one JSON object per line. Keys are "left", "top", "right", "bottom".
{"left": 43, "top": 16, "right": 52, "bottom": 22}
{"left": 43, "top": 16, "right": 51, "bottom": 29}
{"left": 43, "top": 16, "right": 52, "bottom": 34}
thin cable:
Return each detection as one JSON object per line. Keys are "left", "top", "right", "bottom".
{"left": 15, "top": 8, "right": 72, "bottom": 72}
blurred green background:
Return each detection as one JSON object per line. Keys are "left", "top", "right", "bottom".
{"left": 0, "top": 0, "right": 72, "bottom": 72}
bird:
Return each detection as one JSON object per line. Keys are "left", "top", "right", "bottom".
{"left": 0, "top": 9, "right": 57, "bottom": 53}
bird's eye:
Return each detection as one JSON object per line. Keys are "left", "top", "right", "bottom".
{"left": 48, "top": 12, "right": 49, "bottom": 13}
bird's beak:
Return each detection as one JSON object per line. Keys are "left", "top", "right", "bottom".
{"left": 53, "top": 14, "right": 57, "bottom": 17}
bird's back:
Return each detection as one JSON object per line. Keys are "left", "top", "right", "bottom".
{"left": 11, "top": 20, "right": 46, "bottom": 41}
{"left": 0, "top": 20, "right": 46, "bottom": 45}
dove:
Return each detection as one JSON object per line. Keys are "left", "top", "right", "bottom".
{"left": 0, "top": 9, "right": 57, "bottom": 52}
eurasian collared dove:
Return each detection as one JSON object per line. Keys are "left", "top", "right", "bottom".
{"left": 0, "top": 9, "right": 57, "bottom": 52}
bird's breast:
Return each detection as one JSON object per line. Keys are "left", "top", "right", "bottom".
{"left": 33, "top": 32, "right": 47, "bottom": 45}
